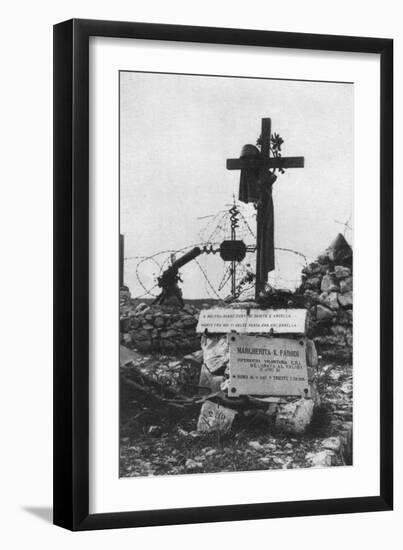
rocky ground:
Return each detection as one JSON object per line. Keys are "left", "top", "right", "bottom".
{"left": 119, "top": 234, "right": 353, "bottom": 477}
{"left": 120, "top": 354, "right": 352, "bottom": 477}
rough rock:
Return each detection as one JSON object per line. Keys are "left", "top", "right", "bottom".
{"left": 183, "top": 350, "right": 203, "bottom": 367}
{"left": 198, "top": 364, "right": 225, "bottom": 393}
{"left": 197, "top": 400, "right": 236, "bottom": 433}
{"left": 303, "top": 289, "right": 320, "bottom": 306}
{"left": 338, "top": 422, "right": 353, "bottom": 464}
{"left": 248, "top": 441, "right": 265, "bottom": 451}
{"left": 306, "top": 449, "right": 336, "bottom": 468}
{"left": 120, "top": 303, "right": 201, "bottom": 353}
{"left": 340, "top": 277, "right": 353, "bottom": 293}
{"left": 321, "top": 436, "right": 342, "bottom": 452}
{"left": 258, "top": 457, "right": 271, "bottom": 465}
{"left": 321, "top": 274, "right": 339, "bottom": 292}
{"left": 119, "top": 345, "right": 142, "bottom": 366}
{"left": 120, "top": 287, "right": 131, "bottom": 306}
{"left": 337, "top": 308, "right": 352, "bottom": 325}
{"left": 153, "top": 316, "right": 165, "bottom": 328}
{"left": 134, "top": 302, "right": 149, "bottom": 314}
{"left": 334, "top": 265, "right": 351, "bottom": 279}
{"left": 305, "top": 339, "right": 319, "bottom": 368}
{"left": 325, "top": 234, "right": 352, "bottom": 265}
{"left": 185, "top": 459, "right": 203, "bottom": 471}
{"left": 338, "top": 291, "right": 353, "bottom": 308}
{"left": 275, "top": 398, "right": 314, "bottom": 434}
{"left": 320, "top": 291, "right": 339, "bottom": 310}
{"left": 183, "top": 304, "right": 197, "bottom": 315}
{"left": 316, "top": 305, "right": 335, "bottom": 321}
{"left": 297, "top": 236, "right": 353, "bottom": 361}
{"left": 305, "top": 261, "right": 322, "bottom": 275}
{"left": 317, "top": 251, "right": 331, "bottom": 265}
{"left": 201, "top": 335, "right": 229, "bottom": 373}
{"left": 305, "top": 276, "right": 321, "bottom": 289}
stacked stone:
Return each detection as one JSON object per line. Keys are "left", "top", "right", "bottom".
{"left": 120, "top": 303, "right": 200, "bottom": 354}
{"left": 196, "top": 301, "right": 321, "bottom": 435}
{"left": 119, "top": 286, "right": 132, "bottom": 307}
{"left": 298, "top": 234, "right": 353, "bottom": 362}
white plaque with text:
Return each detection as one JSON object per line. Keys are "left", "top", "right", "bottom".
{"left": 228, "top": 334, "right": 309, "bottom": 397}
{"left": 196, "top": 308, "right": 307, "bottom": 334}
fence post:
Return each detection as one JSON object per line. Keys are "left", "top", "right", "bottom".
{"left": 119, "top": 234, "right": 124, "bottom": 287}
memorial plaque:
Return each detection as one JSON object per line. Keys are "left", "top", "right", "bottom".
{"left": 196, "top": 308, "right": 307, "bottom": 334}
{"left": 228, "top": 334, "right": 309, "bottom": 397}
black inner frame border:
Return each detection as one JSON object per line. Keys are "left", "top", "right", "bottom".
{"left": 53, "top": 18, "right": 393, "bottom": 531}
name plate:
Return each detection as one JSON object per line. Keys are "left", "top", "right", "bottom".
{"left": 228, "top": 334, "right": 309, "bottom": 397}
{"left": 196, "top": 308, "right": 307, "bottom": 334}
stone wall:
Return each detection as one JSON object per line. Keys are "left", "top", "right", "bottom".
{"left": 298, "top": 234, "right": 353, "bottom": 362}
{"left": 120, "top": 300, "right": 200, "bottom": 353}
{"left": 120, "top": 233, "right": 352, "bottom": 360}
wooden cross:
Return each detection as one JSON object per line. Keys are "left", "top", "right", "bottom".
{"left": 226, "top": 118, "right": 304, "bottom": 300}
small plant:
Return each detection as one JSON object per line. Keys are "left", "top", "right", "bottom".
{"left": 256, "top": 131, "right": 286, "bottom": 174}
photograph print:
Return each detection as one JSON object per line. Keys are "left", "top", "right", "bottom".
{"left": 119, "top": 70, "right": 353, "bottom": 478}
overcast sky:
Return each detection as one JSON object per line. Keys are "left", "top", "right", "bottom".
{"left": 120, "top": 71, "right": 353, "bottom": 299}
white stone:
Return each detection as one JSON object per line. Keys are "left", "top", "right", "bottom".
{"left": 306, "top": 449, "right": 335, "bottom": 468}
{"left": 305, "top": 339, "right": 319, "bottom": 368}
{"left": 334, "top": 266, "right": 351, "bottom": 279}
{"left": 275, "top": 398, "right": 314, "bottom": 434}
{"left": 197, "top": 400, "right": 236, "bottom": 433}
{"left": 321, "top": 274, "right": 339, "bottom": 292}
{"left": 248, "top": 441, "right": 264, "bottom": 451}
{"left": 340, "top": 382, "right": 353, "bottom": 394}
{"left": 205, "top": 449, "right": 217, "bottom": 457}
{"left": 321, "top": 437, "right": 342, "bottom": 452}
{"left": 320, "top": 291, "right": 339, "bottom": 310}
{"left": 183, "top": 350, "right": 203, "bottom": 367}
{"left": 258, "top": 457, "right": 271, "bottom": 465}
{"left": 119, "top": 344, "right": 142, "bottom": 366}
{"left": 198, "top": 364, "right": 225, "bottom": 393}
{"left": 185, "top": 459, "right": 203, "bottom": 470}
{"left": 340, "top": 277, "right": 353, "bottom": 293}
{"left": 201, "top": 335, "right": 229, "bottom": 373}
{"left": 316, "top": 305, "right": 335, "bottom": 321}
{"left": 338, "top": 291, "right": 353, "bottom": 307}
{"left": 134, "top": 302, "right": 149, "bottom": 314}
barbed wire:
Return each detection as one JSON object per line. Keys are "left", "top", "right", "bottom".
{"left": 335, "top": 215, "right": 353, "bottom": 238}
{"left": 125, "top": 244, "right": 308, "bottom": 301}
{"left": 192, "top": 257, "right": 223, "bottom": 300}
{"left": 123, "top": 200, "right": 323, "bottom": 300}
{"left": 126, "top": 242, "right": 221, "bottom": 299}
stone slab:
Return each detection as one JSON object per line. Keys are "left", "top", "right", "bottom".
{"left": 196, "top": 308, "right": 307, "bottom": 334}
{"left": 227, "top": 334, "right": 309, "bottom": 397}
{"left": 197, "top": 400, "right": 236, "bottom": 433}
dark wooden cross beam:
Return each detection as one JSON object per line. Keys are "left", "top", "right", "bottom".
{"left": 226, "top": 118, "right": 304, "bottom": 300}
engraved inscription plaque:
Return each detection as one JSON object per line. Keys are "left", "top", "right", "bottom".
{"left": 228, "top": 334, "right": 309, "bottom": 397}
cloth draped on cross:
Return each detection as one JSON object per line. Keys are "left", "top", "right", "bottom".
{"left": 238, "top": 144, "right": 276, "bottom": 276}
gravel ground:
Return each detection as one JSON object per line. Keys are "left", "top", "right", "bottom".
{"left": 120, "top": 358, "right": 352, "bottom": 477}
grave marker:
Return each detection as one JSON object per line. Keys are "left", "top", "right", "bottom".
{"left": 226, "top": 117, "right": 305, "bottom": 299}
{"left": 196, "top": 308, "right": 307, "bottom": 334}
{"left": 228, "top": 334, "right": 309, "bottom": 397}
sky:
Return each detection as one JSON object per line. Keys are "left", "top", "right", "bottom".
{"left": 120, "top": 71, "right": 353, "bottom": 299}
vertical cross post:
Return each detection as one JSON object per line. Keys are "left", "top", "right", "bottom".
{"left": 230, "top": 211, "right": 236, "bottom": 297}
{"left": 255, "top": 118, "right": 272, "bottom": 300}
{"left": 119, "top": 234, "right": 124, "bottom": 288}
{"left": 226, "top": 117, "right": 304, "bottom": 302}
